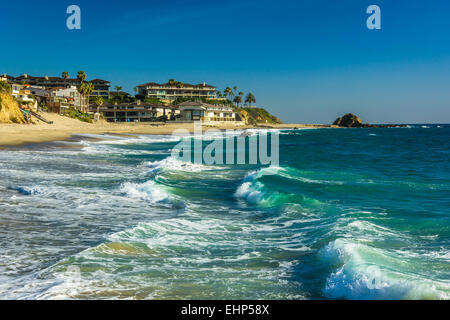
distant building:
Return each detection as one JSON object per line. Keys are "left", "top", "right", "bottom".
{"left": 28, "top": 86, "right": 52, "bottom": 97}
{"left": 25, "top": 86, "right": 77, "bottom": 114}
{"left": 136, "top": 81, "right": 218, "bottom": 103}
{"left": 1, "top": 74, "right": 13, "bottom": 82}
{"left": 178, "top": 101, "right": 240, "bottom": 124}
{"left": 89, "top": 79, "right": 110, "bottom": 98}
{"left": 11, "top": 84, "right": 34, "bottom": 102}
{"left": 10, "top": 84, "right": 37, "bottom": 110}
{"left": 7, "top": 74, "right": 110, "bottom": 98}
{"left": 45, "top": 96, "right": 74, "bottom": 114}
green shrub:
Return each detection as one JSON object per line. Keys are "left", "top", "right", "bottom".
{"left": 0, "top": 82, "right": 12, "bottom": 93}
{"left": 240, "top": 107, "right": 282, "bottom": 124}
{"left": 67, "top": 107, "right": 93, "bottom": 123}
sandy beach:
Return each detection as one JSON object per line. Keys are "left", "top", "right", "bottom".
{"left": 0, "top": 112, "right": 331, "bottom": 148}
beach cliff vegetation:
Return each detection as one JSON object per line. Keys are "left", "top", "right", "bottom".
{"left": 237, "top": 107, "right": 282, "bottom": 125}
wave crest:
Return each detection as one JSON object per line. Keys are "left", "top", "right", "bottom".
{"left": 234, "top": 166, "right": 322, "bottom": 207}
{"left": 146, "top": 156, "right": 222, "bottom": 174}
{"left": 120, "top": 181, "right": 170, "bottom": 203}
{"left": 319, "top": 239, "right": 450, "bottom": 300}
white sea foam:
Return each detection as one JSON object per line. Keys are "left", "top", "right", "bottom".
{"left": 120, "top": 180, "right": 170, "bottom": 203}
{"left": 146, "top": 156, "right": 222, "bottom": 173}
{"left": 234, "top": 167, "right": 281, "bottom": 204}
{"left": 234, "top": 181, "right": 264, "bottom": 204}
{"left": 77, "top": 133, "right": 180, "bottom": 155}
{"left": 82, "top": 133, "right": 180, "bottom": 145}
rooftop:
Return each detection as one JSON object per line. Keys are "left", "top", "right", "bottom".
{"left": 177, "top": 101, "right": 233, "bottom": 111}
{"left": 137, "top": 81, "right": 215, "bottom": 89}
{"left": 6, "top": 74, "right": 110, "bottom": 84}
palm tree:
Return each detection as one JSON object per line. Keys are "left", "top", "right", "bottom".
{"left": 93, "top": 96, "right": 103, "bottom": 115}
{"left": 233, "top": 95, "right": 242, "bottom": 108}
{"left": 245, "top": 92, "right": 256, "bottom": 107}
{"left": 85, "top": 82, "right": 94, "bottom": 112}
{"left": 115, "top": 85, "right": 123, "bottom": 97}
{"left": 62, "top": 72, "right": 69, "bottom": 87}
{"left": 77, "top": 83, "right": 86, "bottom": 111}
{"left": 224, "top": 87, "right": 233, "bottom": 105}
{"left": 77, "top": 71, "right": 86, "bottom": 83}
{"left": 76, "top": 71, "right": 87, "bottom": 111}
{"left": 233, "top": 86, "right": 238, "bottom": 97}
{"left": 238, "top": 91, "right": 244, "bottom": 106}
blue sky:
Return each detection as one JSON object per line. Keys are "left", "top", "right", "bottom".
{"left": 1, "top": 0, "right": 450, "bottom": 123}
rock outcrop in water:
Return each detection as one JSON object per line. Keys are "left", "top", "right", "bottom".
{"left": 333, "top": 113, "right": 363, "bottom": 127}
{"left": 333, "top": 113, "right": 407, "bottom": 128}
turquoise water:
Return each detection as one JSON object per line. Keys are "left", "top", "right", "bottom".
{"left": 0, "top": 126, "right": 449, "bottom": 299}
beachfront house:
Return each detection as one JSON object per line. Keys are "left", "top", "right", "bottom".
{"left": 177, "top": 101, "right": 241, "bottom": 124}
{"left": 10, "top": 84, "right": 36, "bottom": 110}
{"left": 51, "top": 86, "right": 83, "bottom": 111}
{"left": 24, "top": 86, "right": 80, "bottom": 114}
{"left": 93, "top": 101, "right": 179, "bottom": 122}
{"left": 89, "top": 79, "right": 111, "bottom": 98}
{"left": 136, "top": 81, "right": 220, "bottom": 104}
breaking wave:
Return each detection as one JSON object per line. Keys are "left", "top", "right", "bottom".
{"left": 120, "top": 180, "right": 170, "bottom": 203}
{"left": 319, "top": 238, "right": 450, "bottom": 300}
{"left": 234, "top": 166, "right": 323, "bottom": 207}
{"left": 146, "top": 156, "right": 224, "bottom": 174}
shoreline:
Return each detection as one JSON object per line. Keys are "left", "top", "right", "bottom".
{"left": 0, "top": 112, "right": 332, "bottom": 149}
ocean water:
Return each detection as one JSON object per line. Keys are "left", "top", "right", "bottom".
{"left": 0, "top": 125, "right": 449, "bottom": 300}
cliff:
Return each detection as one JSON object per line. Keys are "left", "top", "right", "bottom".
{"left": 236, "top": 107, "right": 282, "bottom": 125}
{"left": 0, "top": 92, "right": 26, "bottom": 124}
